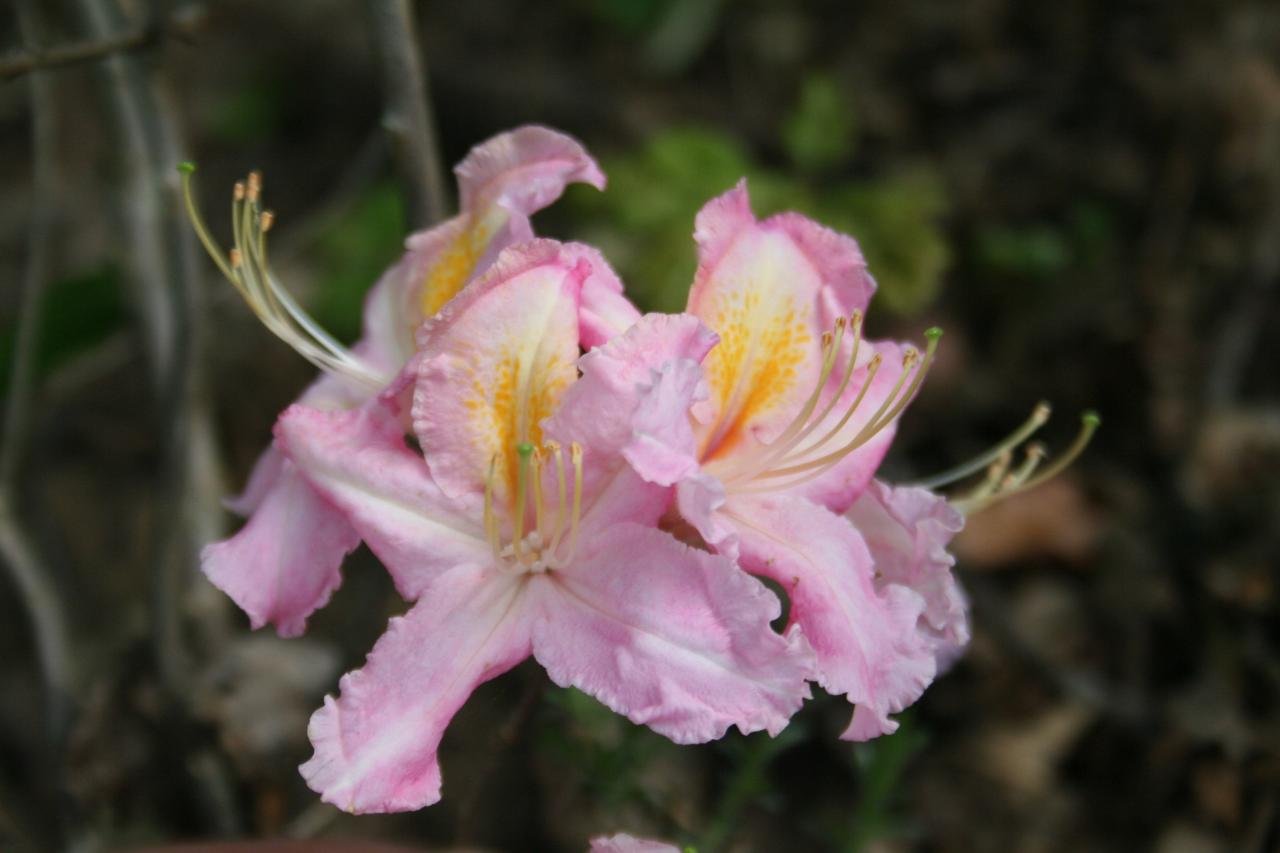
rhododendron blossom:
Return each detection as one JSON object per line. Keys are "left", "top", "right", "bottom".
{"left": 187, "top": 122, "right": 1097, "bottom": 817}
{"left": 181, "top": 126, "right": 624, "bottom": 636}
{"left": 614, "top": 181, "right": 960, "bottom": 739}
{"left": 275, "top": 241, "right": 814, "bottom": 812}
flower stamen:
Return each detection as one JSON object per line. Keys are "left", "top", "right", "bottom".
{"left": 178, "top": 162, "right": 391, "bottom": 389}
{"left": 744, "top": 328, "right": 942, "bottom": 490}
{"left": 545, "top": 441, "right": 568, "bottom": 554}
{"left": 910, "top": 402, "right": 1052, "bottom": 490}
{"left": 951, "top": 412, "right": 1100, "bottom": 514}
{"left": 484, "top": 455, "right": 501, "bottom": 559}
{"left": 486, "top": 440, "right": 587, "bottom": 573}
{"left": 563, "top": 442, "right": 584, "bottom": 564}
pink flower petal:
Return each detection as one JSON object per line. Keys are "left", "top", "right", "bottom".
{"left": 412, "top": 241, "right": 587, "bottom": 514}
{"left": 362, "top": 217, "right": 470, "bottom": 365}
{"left": 274, "top": 402, "right": 490, "bottom": 602}
{"left": 300, "top": 565, "right": 532, "bottom": 813}
{"left": 566, "top": 242, "right": 642, "bottom": 349}
{"left": 674, "top": 470, "right": 736, "bottom": 555}
{"left": 588, "top": 833, "right": 681, "bottom": 853}
{"left": 777, "top": 338, "right": 911, "bottom": 514}
{"left": 687, "top": 181, "right": 875, "bottom": 462}
{"left": 532, "top": 523, "right": 814, "bottom": 744}
{"left": 848, "top": 480, "right": 969, "bottom": 662}
{"left": 456, "top": 125, "right": 605, "bottom": 216}
{"left": 722, "top": 493, "right": 936, "bottom": 740}
{"left": 545, "top": 312, "right": 717, "bottom": 494}
{"left": 400, "top": 127, "right": 605, "bottom": 331}
{"left": 202, "top": 458, "right": 359, "bottom": 638}
{"left": 223, "top": 444, "right": 285, "bottom": 517}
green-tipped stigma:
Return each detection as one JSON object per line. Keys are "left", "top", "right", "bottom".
{"left": 483, "top": 440, "right": 586, "bottom": 573}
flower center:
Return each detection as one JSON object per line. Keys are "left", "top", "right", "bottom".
{"left": 709, "top": 311, "right": 942, "bottom": 495}
{"left": 178, "top": 163, "right": 392, "bottom": 390}
{"left": 484, "top": 440, "right": 585, "bottom": 573}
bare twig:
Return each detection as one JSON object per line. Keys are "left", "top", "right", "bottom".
{"left": 4, "top": 0, "right": 77, "bottom": 757}
{"left": 0, "top": 3, "right": 203, "bottom": 82}
{"left": 75, "top": 0, "right": 240, "bottom": 835}
{"left": 0, "top": 505, "right": 74, "bottom": 738}
{"left": 0, "top": 4, "right": 79, "bottom": 847}
{"left": 0, "top": 25, "right": 154, "bottom": 81}
{"left": 369, "top": 0, "right": 448, "bottom": 227}
{"left": 76, "top": 0, "right": 174, "bottom": 393}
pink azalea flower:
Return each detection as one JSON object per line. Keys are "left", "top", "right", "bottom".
{"left": 183, "top": 126, "right": 638, "bottom": 637}
{"left": 616, "top": 180, "right": 958, "bottom": 740}
{"left": 589, "top": 834, "right": 681, "bottom": 853}
{"left": 276, "top": 240, "right": 814, "bottom": 813}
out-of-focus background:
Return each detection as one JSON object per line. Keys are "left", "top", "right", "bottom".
{"left": 2, "top": 1, "right": 1279, "bottom": 851}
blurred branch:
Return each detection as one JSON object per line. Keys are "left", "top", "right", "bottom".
{"left": 1, "top": 24, "right": 154, "bottom": 80}
{"left": 0, "top": 3, "right": 203, "bottom": 81}
{"left": 369, "top": 0, "right": 448, "bottom": 227}
{"left": 75, "top": 0, "right": 239, "bottom": 834}
{"left": 0, "top": 2, "right": 79, "bottom": 846}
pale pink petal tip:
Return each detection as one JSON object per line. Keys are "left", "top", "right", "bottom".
{"left": 768, "top": 210, "right": 876, "bottom": 310}
{"left": 300, "top": 572, "right": 532, "bottom": 814}
{"left": 201, "top": 460, "right": 358, "bottom": 638}
{"left": 691, "top": 178, "right": 876, "bottom": 314}
{"left": 589, "top": 833, "right": 682, "bottom": 853}
{"left": 456, "top": 125, "right": 606, "bottom": 215}
{"left": 692, "top": 178, "right": 754, "bottom": 271}
{"left": 850, "top": 480, "right": 970, "bottom": 658}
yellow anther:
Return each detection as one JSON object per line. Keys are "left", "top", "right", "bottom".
{"left": 233, "top": 181, "right": 245, "bottom": 202}
{"left": 247, "top": 170, "right": 262, "bottom": 201}
{"left": 229, "top": 248, "right": 242, "bottom": 268}
{"left": 259, "top": 210, "right": 275, "bottom": 232}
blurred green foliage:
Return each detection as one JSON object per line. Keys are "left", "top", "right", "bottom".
{"left": 209, "top": 82, "right": 285, "bottom": 144}
{"left": 312, "top": 182, "right": 406, "bottom": 342}
{"left": 783, "top": 74, "right": 858, "bottom": 174}
{"left": 568, "top": 80, "right": 949, "bottom": 318}
{"left": 540, "top": 686, "right": 689, "bottom": 827}
{"left": 843, "top": 713, "right": 927, "bottom": 852}
{"left": 0, "top": 266, "right": 126, "bottom": 394}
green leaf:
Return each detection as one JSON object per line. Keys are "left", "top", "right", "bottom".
{"left": 782, "top": 74, "right": 857, "bottom": 174}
